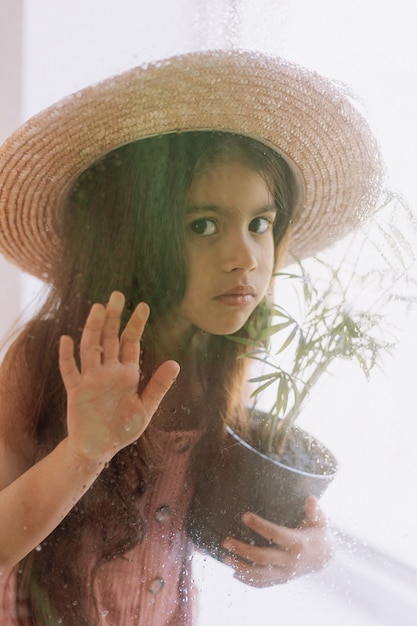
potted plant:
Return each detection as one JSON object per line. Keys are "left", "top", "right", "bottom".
{"left": 187, "top": 214, "right": 412, "bottom": 559}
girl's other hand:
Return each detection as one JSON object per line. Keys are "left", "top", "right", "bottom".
{"left": 222, "top": 496, "right": 334, "bottom": 587}
{"left": 59, "top": 291, "right": 180, "bottom": 466}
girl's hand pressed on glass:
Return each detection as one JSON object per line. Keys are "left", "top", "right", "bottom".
{"left": 59, "top": 291, "right": 179, "bottom": 465}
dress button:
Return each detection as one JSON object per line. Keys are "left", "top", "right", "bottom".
{"left": 155, "top": 505, "right": 171, "bottom": 522}
{"left": 172, "top": 435, "right": 191, "bottom": 454}
{"left": 149, "top": 576, "right": 165, "bottom": 594}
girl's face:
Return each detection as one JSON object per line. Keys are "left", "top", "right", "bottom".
{"left": 171, "top": 158, "right": 277, "bottom": 337}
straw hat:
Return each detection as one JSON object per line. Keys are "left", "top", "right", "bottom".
{"left": 0, "top": 50, "right": 382, "bottom": 281}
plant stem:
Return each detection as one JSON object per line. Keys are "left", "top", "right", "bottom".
{"left": 273, "top": 358, "right": 333, "bottom": 455}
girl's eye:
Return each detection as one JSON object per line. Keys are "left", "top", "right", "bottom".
{"left": 249, "top": 216, "right": 272, "bottom": 234}
{"left": 190, "top": 218, "right": 217, "bottom": 236}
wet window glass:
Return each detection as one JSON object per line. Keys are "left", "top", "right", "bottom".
{"left": 0, "top": 1, "right": 416, "bottom": 624}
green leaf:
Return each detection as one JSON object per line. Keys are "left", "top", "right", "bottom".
{"left": 274, "top": 325, "right": 299, "bottom": 355}
{"left": 256, "top": 320, "right": 294, "bottom": 341}
{"left": 249, "top": 372, "right": 283, "bottom": 384}
{"left": 249, "top": 378, "right": 278, "bottom": 397}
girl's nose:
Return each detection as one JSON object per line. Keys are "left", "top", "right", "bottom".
{"left": 222, "top": 232, "right": 258, "bottom": 273}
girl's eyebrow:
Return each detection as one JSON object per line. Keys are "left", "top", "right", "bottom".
{"left": 186, "top": 204, "right": 278, "bottom": 216}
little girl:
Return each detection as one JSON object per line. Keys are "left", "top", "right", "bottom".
{"left": 0, "top": 51, "right": 381, "bottom": 624}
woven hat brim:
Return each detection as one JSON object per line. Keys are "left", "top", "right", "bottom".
{"left": 0, "top": 50, "right": 382, "bottom": 281}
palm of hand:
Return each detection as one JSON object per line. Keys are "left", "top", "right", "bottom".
{"left": 59, "top": 292, "right": 179, "bottom": 465}
{"left": 66, "top": 361, "right": 144, "bottom": 460}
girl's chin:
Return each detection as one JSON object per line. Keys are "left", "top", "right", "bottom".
{"left": 175, "top": 305, "right": 257, "bottom": 338}
{"left": 199, "top": 318, "right": 251, "bottom": 337}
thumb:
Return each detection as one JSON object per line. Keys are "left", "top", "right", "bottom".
{"left": 304, "top": 496, "right": 327, "bottom": 528}
{"left": 140, "top": 360, "right": 180, "bottom": 420}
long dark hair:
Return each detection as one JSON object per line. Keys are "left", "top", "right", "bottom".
{"left": 15, "top": 131, "right": 296, "bottom": 624}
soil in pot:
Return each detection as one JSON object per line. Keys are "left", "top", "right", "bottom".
{"left": 187, "top": 421, "right": 337, "bottom": 561}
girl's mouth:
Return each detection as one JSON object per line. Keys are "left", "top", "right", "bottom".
{"left": 215, "top": 285, "right": 255, "bottom": 306}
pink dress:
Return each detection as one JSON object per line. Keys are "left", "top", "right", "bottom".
{"left": 0, "top": 429, "right": 201, "bottom": 625}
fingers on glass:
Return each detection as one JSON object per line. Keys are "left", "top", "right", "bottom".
{"left": 101, "top": 292, "right": 125, "bottom": 363}
{"left": 58, "top": 335, "right": 80, "bottom": 389}
{"left": 79, "top": 303, "right": 106, "bottom": 370}
{"left": 119, "top": 302, "right": 149, "bottom": 365}
{"left": 79, "top": 293, "right": 148, "bottom": 369}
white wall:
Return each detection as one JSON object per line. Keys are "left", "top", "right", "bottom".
{"left": 0, "top": 0, "right": 24, "bottom": 349}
